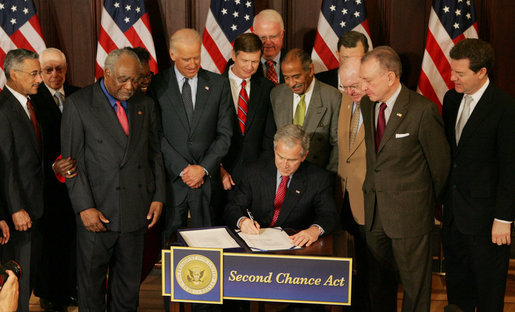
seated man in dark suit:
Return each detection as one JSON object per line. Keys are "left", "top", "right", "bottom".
{"left": 225, "top": 124, "right": 338, "bottom": 247}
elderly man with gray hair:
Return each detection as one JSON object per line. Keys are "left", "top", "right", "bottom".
{"left": 225, "top": 124, "right": 338, "bottom": 247}
{"left": 61, "top": 47, "right": 165, "bottom": 311}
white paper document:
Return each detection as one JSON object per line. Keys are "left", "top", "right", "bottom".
{"left": 237, "top": 227, "right": 302, "bottom": 251}
{"left": 179, "top": 227, "right": 241, "bottom": 249}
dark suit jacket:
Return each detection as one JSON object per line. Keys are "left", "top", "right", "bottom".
{"left": 271, "top": 79, "right": 341, "bottom": 172}
{"left": 31, "top": 83, "right": 79, "bottom": 216}
{"left": 442, "top": 83, "right": 515, "bottom": 235}
{"left": 315, "top": 68, "right": 339, "bottom": 89}
{"left": 361, "top": 85, "right": 450, "bottom": 238}
{"left": 0, "top": 88, "right": 44, "bottom": 222}
{"left": 149, "top": 68, "right": 233, "bottom": 207}
{"left": 61, "top": 81, "right": 166, "bottom": 233}
{"left": 222, "top": 70, "right": 276, "bottom": 184}
{"left": 224, "top": 159, "right": 338, "bottom": 233}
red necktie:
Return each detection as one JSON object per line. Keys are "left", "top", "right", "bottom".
{"left": 116, "top": 100, "right": 129, "bottom": 136}
{"left": 26, "top": 98, "right": 41, "bottom": 150}
{"left": 265, "top": 60, "right": 278, "bottom": 85}
{"left": 375, "top": 102, "right": 387, "bottom": 151}
{"left": 237, "top": 80, "right": 249, "bottom": 134}
{"left": 270, "top": 175, "right": 290, "bottom": 227}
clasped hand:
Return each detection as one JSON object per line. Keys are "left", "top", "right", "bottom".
{"left": 181, "top": 165, "right": 205, "bottom": 189}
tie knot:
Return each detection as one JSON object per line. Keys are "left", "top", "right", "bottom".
{"left": 241, "top": 80, "right": 246, "bottom": 88}
{"left": 266, "top": 60, "right": 275, "bottom": 67}
{"left": 55, "top": 91, "right": 63, "bottom": 98}
{"left": 463, "top": 95, "right": 473, "bottom": 105}
{"left": 281, "top": 175, "right": 290, "bottom": 183}
{"left": 300, "top": 94, "right": 305, "bottom": 101}
{"left": 379, "top": 102, "right": 387, "bottom": 111}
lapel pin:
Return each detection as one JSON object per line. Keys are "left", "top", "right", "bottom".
{"left": 138, "top": 111, "right": 142, "bottom": 115}
{"left": 205, "top": 86, "right": 210, "bottom": 91}
{"left": 296, "top": 190, "right": 300, "bottom": 194}
{"left": 396, "top": 113, "right": 402, "bottom": 117}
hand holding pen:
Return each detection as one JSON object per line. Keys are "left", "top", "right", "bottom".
{"left": 239, "top": 209, "right": 261, "bottom": 234}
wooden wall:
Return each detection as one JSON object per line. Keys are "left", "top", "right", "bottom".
{"left": 34, "top": 0, "right": 514, "bottom": 96}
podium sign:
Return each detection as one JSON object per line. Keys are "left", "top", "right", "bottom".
{"left": 163, "top": 247, "right": 352, "bottom": 305}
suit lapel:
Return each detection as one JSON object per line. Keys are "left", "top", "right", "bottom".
{"left": 339, "top": 95, "right": 353, "bottom": 155}
{"left": 276, "top": 164, "right": 306, "bottom": 226}
{"left": 8, "top": 93, "right": 41, "bottom": 157}
{"left": 303, "top": 80, "right": 326, "bottom": 137}
{"left": 276, "top": 87, "right": 294, "bottom": 126}
{"left": 377, "top": 86, "right": 408, "bottom": 153}
{"left": 164, "top": 69, "right": 190, "bottom": 131}
{"left": 245, "top": 76, "right": 260, "bottom": 133}
{"left": 121, "top": 95, "right": 145, "bottom": 165}
{"left": 191, "top": 69, "right": 210, "bottom": 133}
{"left": 90, "top": 83, "right": 127, "bottom": 149}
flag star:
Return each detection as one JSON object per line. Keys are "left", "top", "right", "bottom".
{"left": 455, "top": 9, "right": 461, "bottom": 16}
{"left": 136, "top": 7, "right": 141, "bottom": 13}
{"left": 443, "top": 6, "right": 450, "bottom": 13}
{"left": 10, "top": 18, "right": 16, "bottom": 24}
{"left": 125, "top": 4, "right": 131, "bottom": 11}
{"left": 232, "top": 11, "right": 239, "bottom": 18}
{"left": 124, "top": 16, "right": 130, "bottom": 23}
{"left": 356, "top": 0, "right": 362, "bottom": 4}
{"left": 244, "top": 14, "right": 250, "bottom": 21}
{"left": 245, "top": 1, "right": 252, "bottom": 8}
{"left": 23, "top": 7, "right": 28, "bottom": 14}
{"left": 11, "top": 5, "right": 17, "bottom": 12}
{"left": 354, "top": 11, "right": 360, "bottom": 18}
{"left": 0, "top": 4, "right": 4, "bottom": 10}
{"left": 329, "top": 5, "right": 336, "bottom": 11}
{"left": 466, "top": 13, "right": 471, "bottom": 19}
{"left": 221, "top": 8, "right": 227, "bottom": 15}
{"left": 235, "top": 0, "right": 241, "bottom": 4}
{"left": 231, "top": 24, "right": 237, "bottom": 31}
{"left": 114, "top": 2, "right": 120, "bottom": 8}
{"left": 453, "top": 22, "right": 460, "bottom": 29}
{"left": 340, "top": 21, "right": 346, "bottom": 28}
{"left": 342, "top": 8, "right": 348, "bottom": 15}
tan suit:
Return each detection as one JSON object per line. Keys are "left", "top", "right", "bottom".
{"left": 337, "top": 94, "right": 366, "bottom": 225}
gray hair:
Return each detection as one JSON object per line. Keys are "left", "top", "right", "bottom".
{"left": 283, "top": 48, "right": 312, "bottom": 73}
{"left": 253, "top": 9, "right": 284, "bottom": 31}
{"left": 274, "top": 124, "right": 310, "bottom": 157}
{"left": 169, "top": 28, "right": 201, "bottom": 54}
{"left": 361, "top": 46, "right": 402, "bottom": 78}
{"left": 104, "top": 47, "right": 140, "bottom": 72}
{"left": 4, "top": 49, "right": 39, "bottom": 80}
{"left": 39, "top": 47, "right": 66, "bottom": 65}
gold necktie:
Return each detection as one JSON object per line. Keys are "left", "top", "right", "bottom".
{"left": 349, "top": 103, "right": 361, "bottom": 149}
{"left": 293, "top": 94, "right": 306, "bottom": 126}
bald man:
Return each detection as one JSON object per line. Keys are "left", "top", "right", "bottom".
{"left": 149, "top": 28, "right": 233, "bottom": 244}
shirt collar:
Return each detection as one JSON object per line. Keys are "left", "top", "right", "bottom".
{"left": 383, "top": 83, "right": 402, "bottom": 109}
{"left": 174, "top": 65, "right": 198, "bottom": 83}
{"left": 228, "top": 64, "right": 249, "bottom": 86}
{"left": 262, "top": 51, "right": 281, "bottom": 66}
{"left": 466, "top": 78, "right": 490, "bottom": 104}
{"left": 99, "top": 78, "right": 127, "bottom": 109}
{"left": 295, "top": 77, "right": 315, "bottom": 100}
{"left": 5, "top": 84, "right": 29, "bottom": 106}
{"left": 44, "top": 83, "right": 65, "bottom": 97}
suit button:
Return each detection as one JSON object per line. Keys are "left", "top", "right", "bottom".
{"left": 116, "top": 187, "right": 120, "bottom": 190}
{"left": 346, "top": 160, "right": 350, "bottom": 163}
{"left": 374, "top": 169, "right": 380, "bottom": 172}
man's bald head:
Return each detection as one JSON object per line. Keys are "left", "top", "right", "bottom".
{"left": 339, "top": 56, "right": 364, "bottom": 103}
{"left": 169, "top": 28, "right": 201, "bottom": 54}
{"left": 169, "top": 28, "right": 202, "bottom": 78}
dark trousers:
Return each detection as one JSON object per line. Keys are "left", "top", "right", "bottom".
{"left": 442, "top": 219, "right": 510, "bottom": 312}
{"left": 365, "top": 214, "right": 432, "bottom": 312}
{"left": 1, "top": 222, "right": 42, "bottom": 312}
{"left": 77, "top": 224, "right": 146, "bottom": 312}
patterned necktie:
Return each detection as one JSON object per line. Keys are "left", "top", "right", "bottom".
{"left": 349, "top": 103, "right": 361, "bottom": 150}
{"left": 293, "top": 94, "right": 306, "bottom": 126}
{"left": 54, "top": 91, "right": 64, "bottom": 113}
{"left": 115, "top": 100, "right": 129, "bottom": 136}
{"left": 182, "top": 78, "right": 194, "bottom": 125}
{"left": 26, "top": 98, "right": 41, "bottom": 150}
{"left": 455, "top": 94, "right": 473, "bottom": 144}
{"left": 375, "top": 102, "right": 387, "bottom": 151}
{"left": 270, "top": 175, "right": 290, "bottom": 227}
{"left": 265, "top": 60, "right": 278, "bottom": 85}
{"left": 237, "top": 80, "right": 249, "bottom": 134}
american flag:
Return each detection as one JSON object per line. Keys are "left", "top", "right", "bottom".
{"left": 201, "top": 0, "right": 254, "bottom": 74}
{"left": 95, "top": 0, "right": 158, "bottom": 79}
{"left": 0, "top": 0, "right": 46, "bottom": 88}
{"left": 311, "top": 0, "right": 372, "bottom": 73}
{"left": 417, "top": 0, "right": 478, "bottom": 110}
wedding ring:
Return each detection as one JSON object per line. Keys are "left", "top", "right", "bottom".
{"left": 67, "top": 170, "right": 72, "bottom": 175}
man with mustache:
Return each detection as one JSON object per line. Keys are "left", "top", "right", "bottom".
{"left": 0, "top": 48, "right": 44, "bottom": 312}
{"left": 61, "top": 48, "right": 165, "bottom": 311}
{"left": 271, "top": 48, "right": 341, "bottom": 172}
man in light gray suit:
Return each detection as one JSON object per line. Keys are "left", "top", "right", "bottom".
{"left": 61, "top": 48, "right": 165, "bottom": 311}
{"left": 271, "top": 49, "right": 340, "bottom": 172}
{"left": 360, "top": 46, "right": 450, "bottom": 311}
{"left": 149, "top": 28, "right": 233, "bottom": 243}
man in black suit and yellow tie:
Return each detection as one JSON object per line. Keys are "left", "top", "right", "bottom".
{"left": 149, "top": 28, "right": 233, "bottom": 243}
{"left": 0, "top": 48, "right": 44, "bottom": 312}
{"left": 442, "top": 39, "right": 515, "bottom": 312}
{"left": 225, "top": 124, "right": 338, "bottom": 247}
{"left": 61, "top": 48, "right": 165, "bottom": 311}
{"left": 360, "top": 46, "right": 450, "bottom": 311}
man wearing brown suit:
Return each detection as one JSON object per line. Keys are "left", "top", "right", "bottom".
{"left": 360, "top": 46, "right": 450, "bottom": 311}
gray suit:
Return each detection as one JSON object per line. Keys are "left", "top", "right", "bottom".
{"left": 149, "top": 67, "right": 233, "bottom": 242}
{"left": 361, "top": 85, "right": 450, "bottom": 311}
{"left": 61, "top": 81, "right": 165, "bottom": 311}
{"left": 271, "top": 79, "right": 341, "bottom": 172}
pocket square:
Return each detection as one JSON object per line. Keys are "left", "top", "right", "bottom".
{"left": 395, "top": 133, "right": 410, "bottom": 138}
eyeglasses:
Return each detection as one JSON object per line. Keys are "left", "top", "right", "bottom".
{"left": 14, "top": 69, "right": 42, "bottom": 78}
{"left": 259, "top": 33, "right": 281, "bottom": 42}
{"left": 341, "top": 83, "right": 361, "bottom": 92}
{"left": 43, "top": 66, "right": 65, "bottom": 75}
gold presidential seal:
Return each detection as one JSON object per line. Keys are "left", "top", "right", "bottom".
{"left": 176, "top": 254, "right": 218, "bottom": 295}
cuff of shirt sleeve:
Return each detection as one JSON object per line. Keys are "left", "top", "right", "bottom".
{"left": 494, "top": 218, "right": 512, "bottom": 224}
{"left": 237, "top": 217, "right": 246, "bottom": 229}
{"left": 311, "top": 224, "right": 324, "bottom": 236}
